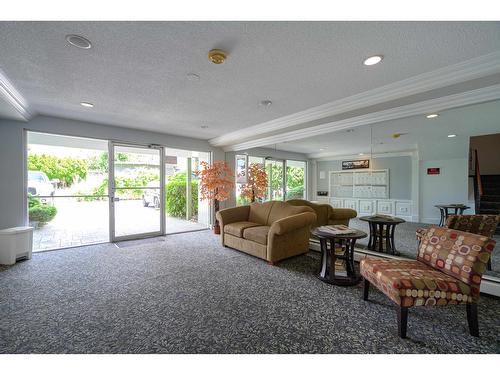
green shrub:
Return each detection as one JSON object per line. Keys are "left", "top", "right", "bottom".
{"left": 81, "top": 173, "right": 159, "bottom": 201}
{"left": 28, "top": 154, "right": 87, "bottom": 187}
{"left": 29, "top": 204, "right": 57, "bottom": 223}
{"left": 165, "top": 173, "right": 198, "bottom": 218}
{"left": 286, "top": 186, "right": 304, "bottom": 199}
{"left": 28, "top": 194, "right": 41, "bottom": 208}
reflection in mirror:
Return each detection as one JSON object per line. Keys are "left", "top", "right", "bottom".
{"left": 271, "top": 100, "right": 500, "bottom": 280}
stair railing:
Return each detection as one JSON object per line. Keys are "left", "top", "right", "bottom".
{"left": 473, "top": 149, "right": 483, "bottom": 213}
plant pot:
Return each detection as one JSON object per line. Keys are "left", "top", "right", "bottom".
{"left": 213, "top": 222, "right": 221, "bottom": 235}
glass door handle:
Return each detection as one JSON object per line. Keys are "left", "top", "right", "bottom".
{"left": 113, "top": 197, "right": 120, "bottom": 202}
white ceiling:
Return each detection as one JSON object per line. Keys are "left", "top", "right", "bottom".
{"left": 1, "top": 21, "right": 500, "bottom": 141}
{"left": 275, "top": 99, "right": 500, "bottom": 158}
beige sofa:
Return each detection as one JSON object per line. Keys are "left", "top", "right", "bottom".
{"left": 216, "top": 201, "right": 316, "bottom": 264}
{"left": 286, "top": 199, "right": 357, "bottom": 228}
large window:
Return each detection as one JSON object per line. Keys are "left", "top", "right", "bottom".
{"left": 235, "top": 155, "right": 307, "bottom": 204}
{"left": 285, "top": 160, "right": 307, "bottom": 200}
{"left": 27, "top": 132, "right": 110, "bottom": 251}
{"left": 164, "top": 148, "right": 211, "bottom": 234}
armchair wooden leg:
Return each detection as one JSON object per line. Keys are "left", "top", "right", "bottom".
{"left": 466, "top": 303, "right": 479, "bottom": 337}
{"left": 363, "top": 279, "right": 370, "bottom": 301}
{"left": 397, "top": 306, "right": 408, "bottom": 339}
{"left": 268, "top": 261, "right": 277, "bottom": 266}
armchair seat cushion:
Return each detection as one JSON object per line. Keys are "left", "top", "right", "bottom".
{"left": 360, "top": 258, "right": 474, "bottom": 308}
{"left": 243, "top": 226, "right": 270, "bottom": 245}
{"left": 224, "top": 221, "right": 261, "bottom": 238}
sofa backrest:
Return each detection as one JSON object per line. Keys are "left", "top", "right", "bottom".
{"left": 267, "top": 201, "right": 314, "bottom": 225}
{"left": 248, "top": 201, "right": 275, "bottom": 225}
{"left": 286, "top": 199, "right": 330, "bottom": 227}
{"left": 445, "top": 214, "right": 500, "bottom": 238}
{"left": 248, "top": 201, "right": 315, "bottom": 226}
{"left": 417, "top": 226, "right": 496, "bottom": 298}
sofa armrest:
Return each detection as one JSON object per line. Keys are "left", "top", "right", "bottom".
{"left": 270, "top": 212, "right": 317, "bottom": 236}
{"left": 329, "top": 208, "right": 357, "bottom": 222}
{"left": 216, "top": 206, "right": 250, "bottom": 227}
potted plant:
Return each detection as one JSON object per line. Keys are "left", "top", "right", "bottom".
{"left": 196, "top": 161, "right": 234, "bottom": 234}
{"left": 240, "top": 163, "right": 268, "bottom": 203}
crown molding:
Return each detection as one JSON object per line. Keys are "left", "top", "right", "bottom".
{"left": 224, "top": 83, "right": 500, "bottom": 151}
{"left": 311, "top": 150, "right": 418, "bottom": 161}
{"left": 210, "top": 51, "right": 500, "bottom": 149}
{"left": 0, "top": 68, "right": 31, "bottom": 121}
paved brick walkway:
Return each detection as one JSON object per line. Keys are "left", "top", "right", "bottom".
{"left": 33, "top": 199, "right": 206, "bottom": 251}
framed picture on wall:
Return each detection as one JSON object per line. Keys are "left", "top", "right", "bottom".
{"left": 236, "top": 155, "right": 248, "bottom": 184}
{"left": 342, "top": 159, "right": 370, "bottom": 170}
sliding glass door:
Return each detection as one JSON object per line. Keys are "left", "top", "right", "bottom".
{"left": 110, "top": 143, "right": 163, "bottom": 241}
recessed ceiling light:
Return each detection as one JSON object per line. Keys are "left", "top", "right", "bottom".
{"left": 260, "top": 100, "right": 272, "bottom": 108}
{"left": 447, "top": 134, "right": 457, "bottom": 138}
{"left": 426, "top": 113, "right": 439, "bottom": 119}
{"left": 363, "top": 55, "right": 383, "bottom": 66}
{"left": 359, "top": 153, "right": 364, "bottom": 156}
{"left": 80, "top": 102, "right": 94, "bottom": 108}
{"left": 66, "top": 34, "right": 92, "bottom": 49}
{"left": 319, "top": 148, "right": 324, "bottom": 151}
{"left": 200, "top": 125, "right": 209, "bottom": 129}
{"left": 187, "top": 73, "right": 200, "bottom": 81}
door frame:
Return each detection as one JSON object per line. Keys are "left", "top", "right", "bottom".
{"left": 109, "top": 141, "right": 165, "bottom": 242}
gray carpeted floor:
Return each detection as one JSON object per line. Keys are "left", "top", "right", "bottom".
{"left": 1, "top": 230, "right": 499, "bottom": 354}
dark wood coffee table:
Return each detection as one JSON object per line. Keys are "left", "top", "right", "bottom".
{"left": 359, "top": 215, "right": 405, "bottom": 256}
{"left": 435, "top": 204, "right": 470, "bottom": 226}
{"left": 311, "top": 227, "right": 367, "bottom": 286}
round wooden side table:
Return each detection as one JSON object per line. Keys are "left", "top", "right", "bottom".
{"left": 359, "top": 215, "right": 405, "bottom": 256}
{"left": 311, "top": 228, "right": 367, "bottom": 286}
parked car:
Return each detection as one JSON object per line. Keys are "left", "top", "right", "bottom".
{"left": 142, "top": 181, "right": 160, "bottom": 208}
{"left": 28, "top": 171, "right": 56, "bottom": 204}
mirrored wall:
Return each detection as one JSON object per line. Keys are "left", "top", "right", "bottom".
{"left": 271, "top": 99, "right": 500, "bottom": 282}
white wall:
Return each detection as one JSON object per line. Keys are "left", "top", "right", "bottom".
{"left": 315, "top": 156, "right": 412, "bottom": 199}
{"left": 0, "top": 115, "right": 224, "bottom": 230}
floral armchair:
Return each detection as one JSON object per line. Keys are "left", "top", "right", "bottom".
{"left": 361, "top": 226, "right": 496, "bottom": 338}
{"left": 416, "top": 214, "right": 499, "bottom": 270}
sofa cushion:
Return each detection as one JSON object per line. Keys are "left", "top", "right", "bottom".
{"left": 417, "top": 226, "right": 495, "bottom": 296}
{"left": 248, "top": 201, "right": 274, "bottom": 225}
{"left": 224, "top": 221, "right": 261, "bottom": 238}
{"left": 360, "top": 258, "right": 475, "bottom": 307}
{"left": 243, "top": 226, "right": 270, "bottom": 245}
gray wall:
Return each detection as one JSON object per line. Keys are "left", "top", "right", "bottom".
{"left": 316, "top": 156, "right": 412, "bottom": 200}
{"left": 0, "top": 115, "right": 224, "bottom": 230}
